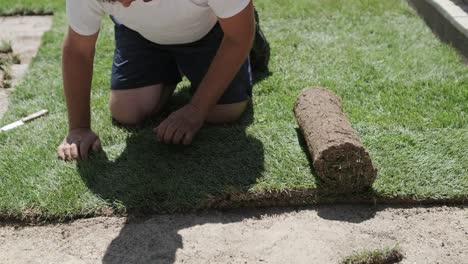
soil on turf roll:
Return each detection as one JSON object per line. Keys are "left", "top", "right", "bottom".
{"left": 294, "top": 87, "right": 377, "bottom": 193}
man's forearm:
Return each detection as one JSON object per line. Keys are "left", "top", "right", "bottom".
{"left": 62, "top": 43, "right": 95, "bottom": 130}
{"left": 190, "top": 35, "right": 253, "bottom": 115}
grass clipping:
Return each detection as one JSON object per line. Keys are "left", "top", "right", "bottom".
{"left": 340, "top": 245, "right": 404, "bottom": 264}
{"left": 294, "top": 87, "right": 377, "bottom": 193}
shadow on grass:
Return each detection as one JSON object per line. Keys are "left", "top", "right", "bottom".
{"left": 76, "top": 89, "right": 265, "bottom": 263}
{"left": 77, "top": 88, "right": 264, "bottom": 212}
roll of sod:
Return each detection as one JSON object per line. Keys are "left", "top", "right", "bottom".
{"left": 294, "top": 87, "right": 377, "bottom": 193}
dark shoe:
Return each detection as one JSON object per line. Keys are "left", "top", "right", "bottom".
{"left": 250, "top": 7, "right": 271, "bottom": 77}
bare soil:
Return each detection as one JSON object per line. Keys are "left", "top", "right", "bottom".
{"left": 1, "top": 205, "right": 466, "bottom": 264}
{"left": 0, "top": 16, "right": 52, "bottom": 119}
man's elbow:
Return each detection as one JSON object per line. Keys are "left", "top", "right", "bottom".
{"left": 62, "top": 29, "right": 98, "bottom": 59}
{"left": 225, "top": 29, "right": 255, "bottom": 53}
{"left": 244, "top": 23, "right": 256, "bottom": 49}
{"left": 247, "top": 26, "right": 255, "bottom": 49}
{"left": 62, "top": 41, "right": 95, "bottom": 63}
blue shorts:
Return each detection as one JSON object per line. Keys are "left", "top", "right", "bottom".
{"left": 111, "top": 18, "right": 253, "bottom": 104}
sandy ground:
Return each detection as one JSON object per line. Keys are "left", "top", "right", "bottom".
{"left": 0, "top": 16, "right": 52, "bottom": 119}
{"left": 0, "top": 205, "right": 467, "bottom": 264}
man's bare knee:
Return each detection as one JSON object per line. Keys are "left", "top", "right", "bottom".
{"left": 110, "top": 85, "right": 164, "bottom": 125}
{"left": 110, "top": 103, "right": 150, "bottom": 125}
{"left": 206, "top": 100, "right": 248, "bottom": 124}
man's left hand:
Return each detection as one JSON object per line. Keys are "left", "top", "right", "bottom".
{"left": 154, "top": 103, "right": 206, "bottom": 145}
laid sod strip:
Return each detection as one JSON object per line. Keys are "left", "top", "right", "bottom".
{"left": 0, "top": 0, "right": 467, "bottom": 221}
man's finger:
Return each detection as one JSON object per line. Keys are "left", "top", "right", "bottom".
{"left": 163, "top": 121, "right": 179, "bottom": 144}
{"left": 183, "top": 132, "right": 194, "bottom": 145}
{"left": 156, "top": 120, "right": 169, "bottom": 142}
{"left": 63, "top": 144, "right": 72, "bottom": 161}
{"left": 92, "top": 138, "right": 102, "bottom": 152}
{"left": 70, "top": 143, "right": 79, "bottom": 160}
{"left": 57, "top": 145, "right": 66, "bottom": 160}
{"left": 172, "top": 129, "right": 185, "bottom": 145}
{"left": 79, "top": 140, "right": 92, "bottom": 160}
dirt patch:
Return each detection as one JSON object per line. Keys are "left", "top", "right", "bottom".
{"left": 0, "top": 206, "right": 466, "bottom": 263}
{"left": 0, "top": 16, "right": 52, "bottom": 119}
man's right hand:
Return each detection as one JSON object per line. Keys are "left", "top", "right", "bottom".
{"left": 57, "top": 128, "right": 102, "bottom": 161}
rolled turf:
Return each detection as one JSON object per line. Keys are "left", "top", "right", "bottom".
{"left": 294, "top": 87, "right": 377, "bottom": 193}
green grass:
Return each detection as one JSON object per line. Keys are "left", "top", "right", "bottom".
{"left": 0, "top": 40, "right": 13, "bottom": 54}
{"left": 0, "top": 0, "right": 467, "bottom": 221}
{"left": 340, "top": 245, "right": 404, "bottom": 264}
{"left": 0, "top": 0, "right": 55, "bottom": 16}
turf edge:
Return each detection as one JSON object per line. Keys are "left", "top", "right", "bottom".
{"left": 1, "top": 191, "right": 466, "bottom": 224}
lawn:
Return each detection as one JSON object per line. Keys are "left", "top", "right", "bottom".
{"left": 0, "top": 0, "right": 467, "bottom": 221}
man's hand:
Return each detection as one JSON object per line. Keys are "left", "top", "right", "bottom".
{"left": 57, "top": 128, "right": 102, "bottom": 161}
{"left": 154, "top": 103, "right": 206, "bottom": 145}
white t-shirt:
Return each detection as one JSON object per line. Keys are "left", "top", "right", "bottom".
{"left": 66, "top": 0, "right": 251, "bottom": 45}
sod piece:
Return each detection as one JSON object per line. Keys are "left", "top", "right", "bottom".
{"left": 294, "top": 87, "right": 377, "bottom": 192}
{"left": 0, "top": 70, "right": 4, "bottom": 88}
{"left": 0, "top": 40, "right": 13, "bottom": 54}
{"left": 0, "top": 41, "right": 19, "bottom": 89}
{"left": 0, "top": 0, "right": 467, "bottom": 221}
{"left": 340, "top": 245, "right": 404, "bottom": 264}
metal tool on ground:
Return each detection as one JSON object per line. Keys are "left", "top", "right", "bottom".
{"left": 0, "top": 109, "right": 48, "bottom": 132}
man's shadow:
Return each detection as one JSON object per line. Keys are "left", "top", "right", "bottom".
{"left": 98, "top": 208, "right": 289, "bottom": 264}
{"left": 76, "top": 87, "right": 265, "bottom": 263}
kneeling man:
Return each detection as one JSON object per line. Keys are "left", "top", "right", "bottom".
{"left": 58, "top": 0, "right": 256, "bottom": 161}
